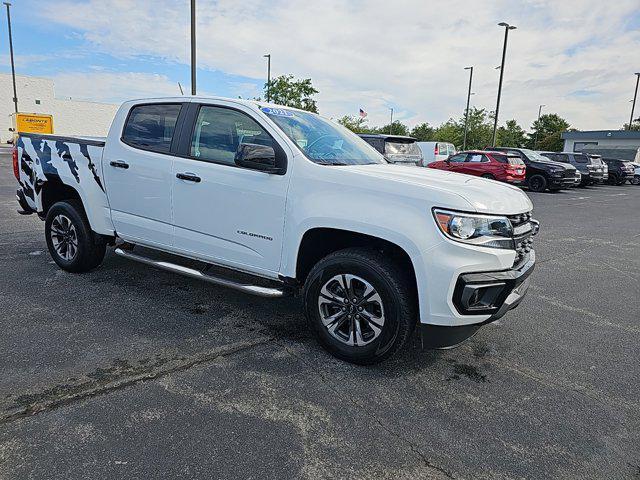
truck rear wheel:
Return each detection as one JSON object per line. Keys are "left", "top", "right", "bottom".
{"left": 303, "top": 248, "right": 416, "bottom": 364}
{"left": 45, "top": 200, "right": 106, "bottom": 273}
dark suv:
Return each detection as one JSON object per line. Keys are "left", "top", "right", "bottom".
{"left": 486, "top": 147, "right": 575, "bottom": 192}
{"left": 602, "top": 158, "right": 635, "bottom": 185}
{"left": 539, "top": 151, "right": 604, "bottom": 186}
{"left": 358, "top": 134, "right": 423, "bottom": 166}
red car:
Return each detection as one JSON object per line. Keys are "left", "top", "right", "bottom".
{"left": 427, "top": 150, "right": 526, "bottom": 184}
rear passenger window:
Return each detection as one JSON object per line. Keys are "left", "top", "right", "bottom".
{"left": 574, "top": 155, "right": 588, "bottom": 163}
{"left": 122, "top": 104, "right": 181, "bottom": 153}
{"left": 466, "top": 154, "right": 486, "bottom": 163}
{"left": 555, "top": 154, "right": 569, "bottom": 163}
{"left": 190, "top": 106, "right": 274, "bottom": 166}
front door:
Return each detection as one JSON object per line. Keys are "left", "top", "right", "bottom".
{"left": 171, "top": 103, "right": 289, "bottom": 276}
{"left": 102, "top": 103, "right": 183, "bottom": 247}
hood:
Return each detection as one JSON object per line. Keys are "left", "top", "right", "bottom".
{"left": 345, "top": 164, "right": 533, "bottom": 214}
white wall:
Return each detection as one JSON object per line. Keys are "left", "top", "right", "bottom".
{"left": 0, "top": 73, "right": 119, "bottom": 142}
{"left": 564, "top": 137, "right": 640, "bottom": 152}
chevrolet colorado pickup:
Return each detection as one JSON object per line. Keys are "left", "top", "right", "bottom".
{"left": 13, "top": 97, "right": 539, "bottom": 364}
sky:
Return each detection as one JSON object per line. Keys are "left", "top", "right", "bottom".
{"left": 0, "top": 0, "right": 639, "bottom": 131}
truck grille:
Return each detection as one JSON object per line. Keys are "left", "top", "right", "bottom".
{"left": 508, "top": 211, "right": 537, "bottom": 267}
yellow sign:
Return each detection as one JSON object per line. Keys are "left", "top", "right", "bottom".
{"left": 14, "top": 113, "right": 54, "bottom": 134}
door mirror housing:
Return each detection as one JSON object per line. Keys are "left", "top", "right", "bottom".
{"left": 235, "top": 143, "right": 283, "bottom": 174}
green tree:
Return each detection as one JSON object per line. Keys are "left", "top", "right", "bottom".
{"left": 410, "top": 122, "right": 435, "bottom": 141}
{"left": 336, "top": 115, "right": 370, "bottom": 133}
{"left": 622, "top": 119, "right": 640, "bottom": 131}
{"left": 263, "top": 74, "right": 319, "bottom": 113}
{"left": 497, "top": 119, "right": 527, "bottom": 148}
{"left": 372, "top": 121, "right": 410, "bottom": 136}
{"left": 528, "top": 113, "right": 570, "bottom": 151}
{"left": 433, "top": 119, "right": 462, "bottom": 146}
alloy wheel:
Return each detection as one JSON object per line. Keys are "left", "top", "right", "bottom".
{"left": 50, "top": 214, "right": 78, "bottom": 261}
{"left": 317, "top": 274, "right": 385, "bottom": 347}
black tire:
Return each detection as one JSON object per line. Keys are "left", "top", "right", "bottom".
{"left": 45, "top": 200, "right": 106, "bottom": 273}
{"left": 631, "top": 176, "right": 640, "bottom": 185}
{"left": 608, "top": 174, "right": 619, "bottom": 186}
{"left": 303, "top": 248, "right": 417, "bottom": 365}
{"left": 528, "top": 174, "right": 547, "bottom": 192}
{"left": 481, "top": 173, "right": 495, "bottom": 180}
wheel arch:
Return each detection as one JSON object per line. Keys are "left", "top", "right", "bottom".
{"left": 294, "top": 227, "right": 418, "bottom": 298}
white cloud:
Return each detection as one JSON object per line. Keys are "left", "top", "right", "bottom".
{"left": 51, "top": 71, "right": 183, "bottom": 103}
{"left": 38, "top": 0, "right": 640, "bottom": 130}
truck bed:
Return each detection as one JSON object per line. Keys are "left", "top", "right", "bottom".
{"left": 16, "top": 133, "right": 107, "bottom": 219}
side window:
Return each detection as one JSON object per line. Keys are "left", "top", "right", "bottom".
{"left": 447, "top": 144, "right": 456, "bottom": 156}
{"left": 555, "top": 154, "right": 569, "bottom": 163}
{"left": 191, "top": 106, "right": 274, "bottom": 166}
{"left": 466, "top": 154, "right": 486, "bottom": 163}
{"left": 449, "top": 154, "right": 466, "bottom": 163}
{"left": 122, "top": 104, "right": 181, "bottom": 153}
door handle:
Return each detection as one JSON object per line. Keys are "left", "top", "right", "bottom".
{"left": 176, "top": 172, "right": 201, "bottom": 183}
{"left": 110, "top": 160, "right": 129, "bottom": 169}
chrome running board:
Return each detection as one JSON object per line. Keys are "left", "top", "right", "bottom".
{"left": 114, "top": 247, "right": 287, "bottom": 298}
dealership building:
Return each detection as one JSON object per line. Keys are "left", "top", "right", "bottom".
{"left": 562, "top": 130, "right": 640, "bottom": 153}
{"left": 0, "top": 73, "right": 118, "bottom": 143}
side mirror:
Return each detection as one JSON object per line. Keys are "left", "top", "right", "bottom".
{"left": 235, "top": 143, "right": 281, "bottom": 173}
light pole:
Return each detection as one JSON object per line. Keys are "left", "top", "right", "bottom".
{"left": 463, "top": 66, "right": 473, "bottom": 150}
{"left": 4, "top": 2, "right": 18, "bottom": 113}
{"left": 628, "top": 73, "right": 640, "bottom": 130}
{"left": 389, "top": 108, "right": 394, "bottom": 134}
{"left": 264, "top": 54, "right": 271, "bottom": 102}
{"left": 492, "top": 22, "right": 517, "bottom": 147}
{"left": 534, "top": 104, "right": 545, "bottom": 149}
{"left": 190, "top": 0, "right": 196, "bottom": 95}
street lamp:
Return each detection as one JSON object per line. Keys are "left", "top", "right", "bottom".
{"left": 628, "top": 72, "right": 640, "bottom": 130}
{"left": 3, "top": 2, "right": 18, "bottom": 113}
{"left": 264, "top": 54, "right": 271, "bottom": 102}
{"left": 389, "top": 107, "right": 394, "bottom": 134}
{"left": 463, "top": 66, "right": 474, "bottom": 150}
{"left": 492, "top": 22, "right": 517, "bottom": 147}
{"left": 534, "top": 104, "right": 545, "bottom": 149}
{"left": 190, "top": 0, "right": 196, "bottom": 95}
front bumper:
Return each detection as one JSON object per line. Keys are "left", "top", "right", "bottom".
{"left": 453, "top": 250, "right": 535, "bottom": 318}
{"left": 420, "top": 251, "right": 535, "bottom": 348}
{"left": 549, "top": 176, "right": 574, "bottom": 188}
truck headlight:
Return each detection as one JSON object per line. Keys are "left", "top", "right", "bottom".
{"left": 433, "top": 209, "right": 514, "bottom": 249}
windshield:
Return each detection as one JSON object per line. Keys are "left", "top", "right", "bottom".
{"left": 385, "top": 141, "right": 421, "bottom": 156}
{"left": 260, "top": 106, "right": 385, "bottom": 165}
{"left": 520, "top": 148, "right": 556, "bottom": 162}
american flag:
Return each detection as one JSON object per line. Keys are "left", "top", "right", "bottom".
{"left": 359, "top": 108, "right": 367, "bottom": 119}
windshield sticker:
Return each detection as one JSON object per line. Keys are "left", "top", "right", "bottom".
{"left": 261, "top": 107, "right": 295, "bottom": 117}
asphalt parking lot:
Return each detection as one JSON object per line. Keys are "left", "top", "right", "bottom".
{"left": 1, "top": 150, "right": 639, "bottom": 480}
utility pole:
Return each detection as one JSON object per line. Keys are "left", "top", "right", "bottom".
{"left": 190, "top": 0, "right": 196, "bottom": 95}
{"left": 533, "top": 104, "right": 545, "bottom": 149}
{"left": 4, "top": 2, "right": 18, "bottom": 113}
{"left": 629, "top": 73, "right": 640, "bottom": 130}
{"left": 463, "top": 66, "right": 473, "bottom": 150}
{"left": 389, "top": 108, "right": 394, "bottom": 134}
{"left": 492, "top": 22, "right": 516, "bottom": 147}
{"left": 264, "top": 54, "right": 271, "bottom": 102}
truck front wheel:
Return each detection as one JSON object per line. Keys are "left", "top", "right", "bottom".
{"left": 303, "top": 248, "right": 417, "bottom": 364}
{"left": 45, "top": 200, "right": 106, "bottom": 273}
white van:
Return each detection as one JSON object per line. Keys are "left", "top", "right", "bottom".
{"left": 417, "top": 141, "right": 456, "bottom": 166}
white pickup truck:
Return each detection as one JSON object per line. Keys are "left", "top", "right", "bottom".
{"left": 13, "top": 96, "right": 538, "bottom": 364}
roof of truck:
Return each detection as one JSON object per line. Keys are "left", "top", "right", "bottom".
{"left": 124, "top": 96, "right": 313, "bottom": 114}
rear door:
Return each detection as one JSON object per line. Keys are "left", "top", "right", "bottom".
{"left": 102, "top": 102, "right": 184, "bottom": 247}
{"left": 170, "top": 101, "right": 290, "bottom": 275}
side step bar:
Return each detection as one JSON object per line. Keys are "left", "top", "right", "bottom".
{"left": 114, "top": 247, "right": 288, "bottom": 298}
